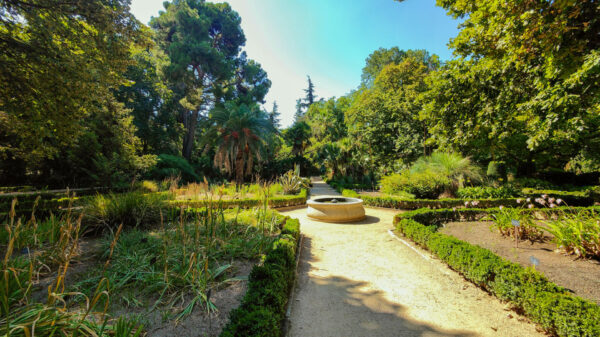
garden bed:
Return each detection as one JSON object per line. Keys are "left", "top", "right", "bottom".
{"left": 441, "top": 221, "right": 600, "bottom": 305}
{"left": 393, "top": 207, "right": 600, "bottom": 337}
{"left": 1, "top": 197, "right": 301, "bottom": 337}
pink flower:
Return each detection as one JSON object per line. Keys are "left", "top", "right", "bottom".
{"left": 516, "top": 198, "right": 522, "bottom": 204}
{"left": 499, "top": 205, "right": 504, "bottom": 210}
{"left": 542, "top": 194, "right": 548, "bottom": 199}
{"left": 472, "top": 200, "right": 480, "bottom": 206}
{"left": 526, "top": 198, "right": 531, "bottom": 203}
{"left": 550, "top": 204, "right": 556, "bottom": 208}
{"left": 452, "top": 207, "right": 457, "bottom": 211}
{"left": 556, "top": 199, "right": 563, "bottom": 205}
{"left": 549, "top": 197, "right": 555, "bottom": 203}
{"left": 528, "top": 204, "right": 534, "bottom": 209}
{"left": 464, "top": 201, "right": 469, "bottom": 206}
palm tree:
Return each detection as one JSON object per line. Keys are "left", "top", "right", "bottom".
{"left": 203, "top": 103, "right": 272, "bottom": 185}
{"left": 411, "top": 151, "right": 482, "bottom": 196}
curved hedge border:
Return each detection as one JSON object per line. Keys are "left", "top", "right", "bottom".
{"left": 393, "top": 207, "right": 600, "bottom": 337}
{"left": 340, "top": 189, "right": 593, "bottom": 210}
{"left": 170, "top": 189, "right": 308, "bottom": 209}
{"left": 220, "top": 217, "right": 300, "bottom": 337}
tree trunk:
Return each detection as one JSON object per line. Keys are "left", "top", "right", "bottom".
{"left": 182, "top": 110, "right": 199, "bottom": 160}
{"left": 235, "top": 148, "right": 244, "bottom": 186}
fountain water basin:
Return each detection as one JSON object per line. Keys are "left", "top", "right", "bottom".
{"left": 307, "top": 196, "right": 366, "bottom": 223}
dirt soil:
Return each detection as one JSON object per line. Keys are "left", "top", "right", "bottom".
{"left": 278, "top": 178, "right": 544, "bottom": 337}
{"left": 28, "top": 235, "right": 253, "bottom": 337}
{"left": 441, "top": 221, "right": 600, "bottom": 304}
{"left": 143, "top": 260, "right": 253, "bottom": 337}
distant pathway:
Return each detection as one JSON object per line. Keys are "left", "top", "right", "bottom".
{"left": 279, "top": 177, "right": 542, "bottom": 337}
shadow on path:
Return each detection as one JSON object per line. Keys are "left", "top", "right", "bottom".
{"left": 291, "top": 236, "right": 477, "bottom": 337}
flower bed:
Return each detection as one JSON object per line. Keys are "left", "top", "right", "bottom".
{"left": 393, "top": 207, "right": 600, "bottom": 337}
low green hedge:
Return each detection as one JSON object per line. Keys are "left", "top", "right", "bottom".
{"left": 522, "top": 189, "right": 595, "bottom": 206}
{"left": 341, "top": 189, "right": 522, "bottom": 209}
{"left": 340, "top": 188, "right": 594, "bottom": 210}
{"left": 170, "top": 190, "right": 308, "bottom": 209}
{"left": 393, "top": 208, "right": 600, "bottom": 337}
{"left": 221, "top": 218, "right": 300, "bottom": 337}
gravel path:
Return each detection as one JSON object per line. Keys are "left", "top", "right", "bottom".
{"left": 278, "top": 178, "right": 543, "bottom": 337}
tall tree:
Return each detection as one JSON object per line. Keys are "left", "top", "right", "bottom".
{"left": 425, "top": 0, "right": 600, "bottom": 172}
{"left": 361, "top": 47, "right": 439, "bottom": 87}
{"left": 294, "top": 98, "right": 305, "bottom": 122}
{"left": 202, "top": 102, "right": 271, "bottom": 184}
{"left": 151, "top": 0, "right": 246, "bottom": 160}
{"left": 302, "top": 75, "right": 317, "bottom": 108}
{"left": 114, "top": 42, "right": 182, "bottom": 155}
{"left": 0, "top": 0, "right": 143, "bottom": 177}
{"left": 347, "top": 53, "right": 438, "bottom": 173}
{"left": 268, "top": 101, "right": 281, "bottom": 129}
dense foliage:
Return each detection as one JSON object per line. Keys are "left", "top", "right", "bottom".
{"left": 1, "top": 0, "right": 599, "bottom": 191}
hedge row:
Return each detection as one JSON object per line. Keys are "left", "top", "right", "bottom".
{"left": 522, "top": 188, "right": 596, "bottom": 205}
{"left": 0, "top": 196, "right": 84, "bottom": 220}
{"left": 393, "top": 208, "right": 600, "bottom": 337}
{"left": 221, "top": 218, "right": 300, "bottom": 337}
{"left": 170, "top": 190, "right": 308, "bottom": 209}
{"left": 340, "top": 189, "right": 594, "bottom": 210}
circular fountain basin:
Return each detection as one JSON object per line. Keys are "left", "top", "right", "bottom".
{"left": 307, "top": 196, "right": 366, "bottom": 223}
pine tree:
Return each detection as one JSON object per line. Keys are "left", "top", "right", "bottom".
{"left": 294, "top": 99, "right": 304, "bottom": 122}
{"left": 268, "top": 101, "right": 281, "bottom": 129}
{"left": 303, "top": 75, "right": 316, "bottom": 108}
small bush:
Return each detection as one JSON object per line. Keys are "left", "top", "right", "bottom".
{"left": 149, "top": 154, "right": 199, "bottom": 183}
{"left": 84, "top": 192, "right": 169, "bottom": 230}
{"left": 138, "top": 180, "right": 159, "bottom": 193}
{"left": 486, "top": 161, "right": 506, "bottom": 179}
{"left": 380, "top": 171, "right": 449, "bottom": 199}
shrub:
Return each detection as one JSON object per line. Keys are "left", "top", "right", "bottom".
{"left": 138, "top": 180, "right": 159, "bottom": 193}
{"left": 380, "top": 171, "right": 449, "bottom": 199}
{"left": 513, "top": 178, "right": 557, "bottom": 190}
{"left": 486, "top": 161, "right": 506, "bottom": 179}
{"left": 411, "top": 151, "right": 483, "bottom": 195}
{"left": 279, "top": 166, "right": 305, "bottom": 195}
{"left": 149, "top": 154, "right": 199, "bottom": 183}
{"left": 457, "top": 185, "right": 519, "bottom": 199}
{"left": 84, "top": 192, "right": 170, "bottom": 230}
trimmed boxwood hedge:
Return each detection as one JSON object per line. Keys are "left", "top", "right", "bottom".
{"left": 393, "top": 207, "right": 600, "bottom": 337}
{"left": 340, "top": 188, "right": 594, "bottom": 210}
{"left": 170, "top": 189, "right": 308, "bottom": 210}
{"left": 220, "top": 218, "right": 300, "bottom": 337}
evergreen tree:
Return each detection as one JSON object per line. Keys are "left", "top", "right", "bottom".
{"left": 268, "top": 101, "right": 281, "bottom": 129}
{"left": 303, "top": 75, "right": 316, "bottom": 108}
{"left": 294, "top": 99, "right": 305, "bottom": 122}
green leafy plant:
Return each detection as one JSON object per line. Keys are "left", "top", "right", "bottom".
{"left": 380, "top": 171, "right": 449, "bottom": 199}
{"left": 410, "top": 151, "right": 483, "bottom": 196}
{"left": 279, "top": 165, "right": 305, "bottom": 195}
{"left": 84, "top": 192, "right": 170, "bottom": 230}
{"left": 541, "top": 208, "right": 600, "bottom": 259}
{"left": 489, "top": 206, "right": 544, "bottom": 243}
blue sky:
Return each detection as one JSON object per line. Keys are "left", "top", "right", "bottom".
{"left": 130, "top": 0, "right": 460, "bottom": 127}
